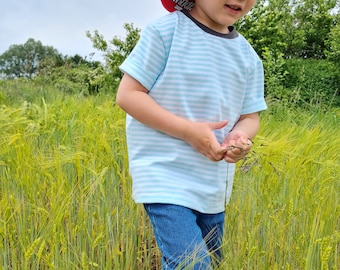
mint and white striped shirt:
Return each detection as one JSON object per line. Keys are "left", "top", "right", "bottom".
{"left": 120, "top": 11, "right": 267, "bottom": 214}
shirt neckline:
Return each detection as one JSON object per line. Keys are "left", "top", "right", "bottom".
{"left": 181, "top": 10, "right": 239, "bottom": 39}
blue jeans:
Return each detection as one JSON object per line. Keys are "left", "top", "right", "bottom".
{"left": 144, "top": 204, "right": 225, "bottom": 270}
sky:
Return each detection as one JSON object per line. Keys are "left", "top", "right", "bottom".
{"left": 0, "top": 0, "right": 167, "bottom": 61}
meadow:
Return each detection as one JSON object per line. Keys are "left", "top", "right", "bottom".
{"left": 0, "top": 88, "right": 339, "bottom": 269}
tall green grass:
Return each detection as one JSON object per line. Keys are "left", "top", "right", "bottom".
{"left": 224, "top": 106, "right": 340, "bottom": 269}
{"left": 0, "top": 94, "right": 339, "bottom": 269}
{"left": 0, "top": 96, "right": 157, "bottom": 269}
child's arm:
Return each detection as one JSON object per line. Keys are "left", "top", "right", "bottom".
{"left": 116, "top": 73, "right": 228, "bottom": 161}
{"left": 222, "top": 113, "right": 260, "bottom": 163}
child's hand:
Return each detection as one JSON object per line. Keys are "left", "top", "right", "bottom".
{"left": 183, "top": 120, "right": 229, "bottom": 162}
{"left": 221, "top": 130, "right": 252, "bottom": 163}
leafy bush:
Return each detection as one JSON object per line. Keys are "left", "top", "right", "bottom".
{"left": 283, "top": 59, "right": 340, "bottom": 107}
{"left": 262, "top": 47, "right": 289, "bottom": 100}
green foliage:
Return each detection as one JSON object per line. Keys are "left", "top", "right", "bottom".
{"left": 283, "top": 58, "right": 340, "bottom": 107}
{"left": 86, "top": 23, "right": 140, "bottom": 90}
{"left": 42, "top": 64, "right": 97, "bottom": 95}
{"left": 0, "top": 38, "right": 62, "bottom": 79}
{"left": 236, "top": 0, "right": 339, "bottom": 106}
{"left": 261, "top": 47, "right": 289, "bottom": 100}
{"left": 325, "top": 14, "right": 340, "bottom": 66}
{"left": 238, "top": 0, "right": 339, "bottom": 60}
{"left": 289, "top": 0, "right": 338, "bottom": 58}
{"left": 37, "top": 55, "right": 108, "bottom": 96}
{"left": 236, "top": 0, "right": 289, "bottom": 59}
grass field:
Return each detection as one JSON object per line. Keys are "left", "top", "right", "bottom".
{"left": 0, "top": 93, "right": 339, "bottom": 269}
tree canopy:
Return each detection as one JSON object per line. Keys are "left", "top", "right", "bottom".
{"left": 236, "top": 0, "right": 340, "bottom": 59}
{"left": 0, "top": 38, "right": 62, "bottom": 79}
{"left": 86, "top": 23, "right": 140, "bottom": 83}
{"left": 85, "top": 23, "right": 140, "bottom": 90}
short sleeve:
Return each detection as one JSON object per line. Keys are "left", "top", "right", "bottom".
{"left": 119, "top": 24, "right": 167, "bottom": 91}
{"left": 241, "top": 57, "right": 267, "bottom": 114}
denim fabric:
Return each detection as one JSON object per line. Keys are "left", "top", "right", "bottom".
{"left": 144, "top": 204, "right": 225, "bottom": 270}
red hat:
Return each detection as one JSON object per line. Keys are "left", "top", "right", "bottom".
{"left": 161, "top": 0, "right": 195, "bottom": 12}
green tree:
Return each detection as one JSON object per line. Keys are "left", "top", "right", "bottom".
{"left": 289, "top": 0, "right": 338, "bottom": 59}
{"left": 0, "top": 38, "right": 61, "bottom": 79}
{"left": 237, "top": 0, "right": 339, "bottom": 60}
{"left": 325, "top": 13, "right": 340, "bottom": 66}
{"left": 236, "top": 0, "right": 290, "bottom": 59}
{"left": 86, "top": 23, "right": 140, "bottom": 89}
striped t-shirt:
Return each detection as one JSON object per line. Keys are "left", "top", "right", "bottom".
{"left": 119, "top": 10, "right": 267, "bottom": 214}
